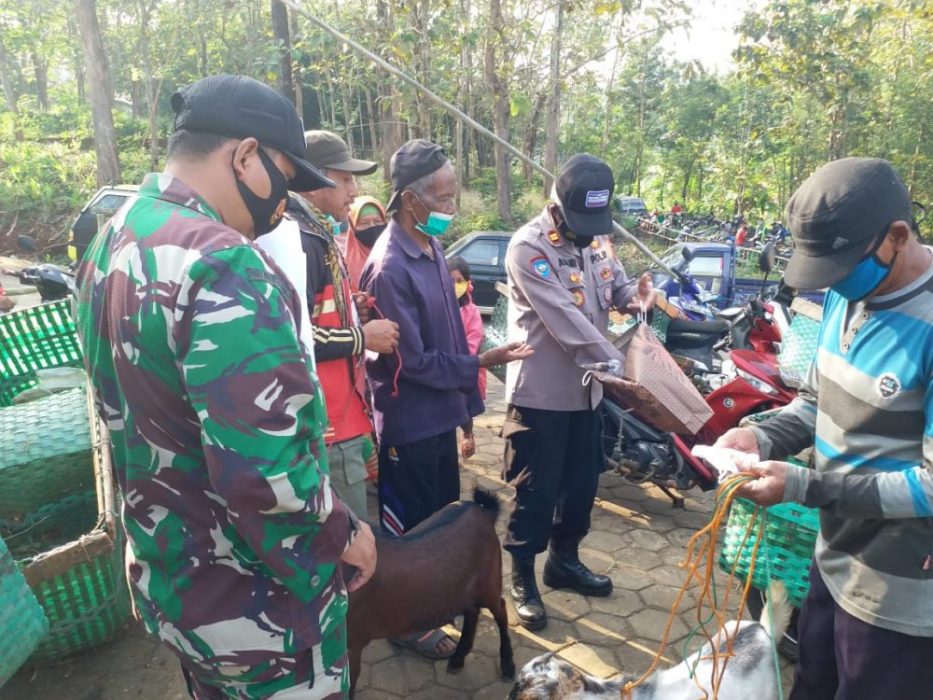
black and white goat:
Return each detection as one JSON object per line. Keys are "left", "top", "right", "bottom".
{"left": 509, "top": 582, "right": 792, "bottom": 700}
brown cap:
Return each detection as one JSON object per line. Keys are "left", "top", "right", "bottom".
{"left": 304, "top": 130, "right": 378, "bottom": 177}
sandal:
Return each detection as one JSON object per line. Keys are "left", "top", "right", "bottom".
{"left": 389, "top": 628, "right": 458, "bottom": 660}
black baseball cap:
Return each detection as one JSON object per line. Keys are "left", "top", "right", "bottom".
{"left": 386, "top": 139, "right": 449, "bottom": 212}
{"left": 783, "top": 157, "right": 912, "bottom": 289}
{"left": 171, "top": 74, "right": 334, "bottom": 191}
{"left": 305, "top": 130, "right": 377, "bottom": 176}
{"left": 556, "top": 154, "right": 615, "bottom": 236}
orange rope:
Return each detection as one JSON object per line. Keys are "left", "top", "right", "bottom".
{"left": 622, "top": 473, "right": 762, "bottom": 700}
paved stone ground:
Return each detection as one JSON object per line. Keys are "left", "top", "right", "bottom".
{"left": 3, "top": 376, "right": 794, "bottom": 699}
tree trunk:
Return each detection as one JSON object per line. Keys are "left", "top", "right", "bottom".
{"left": 601, "top": 32, "right": 621, "bottom": 154}
{"left": 288, "top": 5, "right": 303, "bottom": 117}
{"left": 76, "top": 0, "right": 121, "bottom": 185}
{"left": 376, "top": 0, "right": 400, "bottom": 180}
{"left": 365, "top": 88, "right": 378, "bottom": 161}
{"left": 485, "top": 0, "right": 511, "bottom": 223}
{"left": 542, "top": 0, "right": 563, "bottom": 194}
{"left": 271, "top": 0, "right": 294, "bottom": 103}
{"left": 31, "top": 49, "right": 49, "bottom": 110}
{"left": 137, "top": 0, "right": 160, "bottom": 170}
{"left": 341, "top": 83, "right": 354, "bottom": 152}
{"left": 522, "top": 93, "right": 546, "bottom": 181}
{"left": 70, "top": 20, "right": 86, "bottom": 104}
{"left": 0, "top": 36, "right": 18, "bottom": 113}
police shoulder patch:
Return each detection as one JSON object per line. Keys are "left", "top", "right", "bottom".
{"left": 530, "top": 256, "right": 552, "bottom": 279}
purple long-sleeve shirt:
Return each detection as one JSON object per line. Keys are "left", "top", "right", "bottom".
{"left": 361, "top": 220, "right": 483, "bottom": 446}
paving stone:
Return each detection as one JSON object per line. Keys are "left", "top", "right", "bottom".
{"left": 580, "top": 529, "right": 628, "bottom": 554}
{"left": 572, "top": 611, "right": 635, "bottom": 645}
{"left": 578, "top": 547, "right": 615, "bottom": 574}
{"left": 361, "top": 639, "right": 396, "bottom": 664}
{"left": 368, "top": 656, "right": 410, "bottom": 696}
{"left": 542, "top": 589, "right": 591, "bottom": 620}
{"left": 648, "top": 564, "right": 692, "bottom": 588}
{"left": 354, "top": 689, "right": 402, "bottom": 700}
{"left": 640, "top": 583, "right": 693, "bottom": 611}
{"left": 435, "top": 653, "right": 502, "bottom": 692}
{"left": 557, "top": 642, "right": 618, "bottom": 679}
{"left": 628, "top": 607, "right": 689, "bottom": 643}
{"left": 615, "top": 546, "right": 663, "bottom": 571}
{"left": 608, "top": 564, "right": 654, "bottom": 591}
{"left": 511, "top": 617, "right": 578, "bottom": 651}
{"left": 627, "top": 527, "right": 674, "bottom": 552}
{"left": 590, "top": 590, "right": 645, "bottom": 618}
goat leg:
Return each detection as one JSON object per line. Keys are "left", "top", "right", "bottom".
{"left": 492, "top": 596, "right": 516, "bottom": 679}
{"left": 447, "top": 605, "right": 480, "bottom": 674}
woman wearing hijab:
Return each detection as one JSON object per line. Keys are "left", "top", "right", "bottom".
{"left": 346, "top": 196, "right": 388, "bottom": 291}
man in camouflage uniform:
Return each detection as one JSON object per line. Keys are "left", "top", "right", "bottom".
{"left": 75, "top": 75, "right": 376, "bottom": 699}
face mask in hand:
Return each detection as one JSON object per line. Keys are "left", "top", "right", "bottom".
{"left": 831, "top": 235, "right": 897, "bottom": 301}
{"left": 412, "top": 194, "right": 454, "bottom": 237}
{"left": 234, "top": 147, "right": 289, "bottom": 237}
{"left": 355, "top": 223, "right": 386, "bottom": 248}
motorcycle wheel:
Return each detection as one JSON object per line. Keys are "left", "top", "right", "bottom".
{"left": 745, "top": 585, "right": 800, "bottom": 661}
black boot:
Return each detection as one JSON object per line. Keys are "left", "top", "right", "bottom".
{"left": 543, "top": 537, "right": 613, "bottom": 597}
{"left": 509, "top": 554, "right": 547, "bottom": 631}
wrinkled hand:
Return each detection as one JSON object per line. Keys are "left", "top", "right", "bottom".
{"left": 353, "top": 292, "right": 373, "bottom": 324}
{"left": 735, "top": 460, "right": 789, "bottom": 507}
{"left": 363, "top": 319, "right": 399, "bottom": 354}
{"left": 479, "top": 341, "right": 533, "bottom": 367}
{"left": 713, "top": 427, "right": 761, "bottom": 456}
{"left": 626, "top": 271, "right": 657, "bottom": 313}
{"left": 341, "top": 520, "right": 377, "bottom": 592}
{"left": 461, "top": 432, "right": 476, "bottom": 459}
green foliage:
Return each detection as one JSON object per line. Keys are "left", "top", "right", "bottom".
{"left": 0, "top": 0, "right": 931, "bottom": 251}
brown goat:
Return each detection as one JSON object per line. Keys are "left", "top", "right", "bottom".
{"left": 347, "top": 488, "right": 515, "bottom": 695}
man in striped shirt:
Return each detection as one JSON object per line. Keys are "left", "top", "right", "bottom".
{"left": 717, "top": 158, "right": 933, "bottom": 699}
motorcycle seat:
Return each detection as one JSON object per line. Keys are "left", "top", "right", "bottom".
{"left": 667, "top": 318, "right": 730, "bottom": 337}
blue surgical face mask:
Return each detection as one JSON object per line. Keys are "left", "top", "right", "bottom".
{"left": 412, "top": 194, "right": 454, "bottom": 237}
{"left": 831, "top": 234, "right": 897, "bottom": 301}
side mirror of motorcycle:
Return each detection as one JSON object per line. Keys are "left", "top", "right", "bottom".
{"left": 680, "top": 245, "right": 695, "bottom": 262}
{"left": 17, "top": 235, "right": 38, "bottom": 253}
{"left": 758, "top": 243, "right": 776, "bottom": 273}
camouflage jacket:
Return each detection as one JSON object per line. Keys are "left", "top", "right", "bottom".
{"left": 74, "top": 173, "right": 357, "bottom": 680}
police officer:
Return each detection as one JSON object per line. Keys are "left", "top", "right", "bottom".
{"left": 502, "top": 154, "right": 656, "bottom": 630}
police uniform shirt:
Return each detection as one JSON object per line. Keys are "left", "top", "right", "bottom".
{"left": 505, "top": 207, "right": 638, "bottom": 411}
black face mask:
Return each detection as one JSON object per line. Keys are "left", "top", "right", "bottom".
{"left": 354, "top": 223, "right": 386, "bottom": 248}
{"left": 558, "top": 219, "right": 593, "bottom": 249}
{"left": 234, "top": 147, "right": 289, "bottom": 237}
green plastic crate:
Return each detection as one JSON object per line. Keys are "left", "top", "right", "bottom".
{"left": 719, "top": 497, "right": 819, "bottom": 608}
{"left": 0, "top": 534, "right": 49, "bottom": 687}
{"left": 0, "top": 300, "right": 83, "bottom": 407}
{"left": 778, "top": 313, "right": 821, "bottom": 388}
{"left": 482, "top": 294, "right": 509, "bottom": 383}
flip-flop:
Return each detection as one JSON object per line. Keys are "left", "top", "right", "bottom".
{"left": 389, "top": 628, "right": 458, "bottom": 660}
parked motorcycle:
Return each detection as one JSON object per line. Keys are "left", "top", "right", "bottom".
{"left": 11, "top": 236, "right": 76, "bottom": 302}
{"left": 598, "top": 245, "right": 797, "bottom": 507}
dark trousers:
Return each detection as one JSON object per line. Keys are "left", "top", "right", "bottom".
{"left": 502, "top": 405, "right": 602, "bottom": 558}
{"left": 790, "top": 562, "right": 933, "bottom": 700}
{"left": 378, "top": 429, "right": 459, "bottom": 534}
